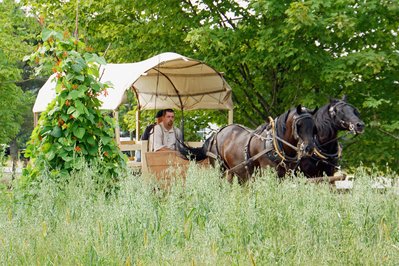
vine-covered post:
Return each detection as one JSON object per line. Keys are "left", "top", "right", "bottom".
{"left": 22, "top": 29, "right": 126, "bottom": 192}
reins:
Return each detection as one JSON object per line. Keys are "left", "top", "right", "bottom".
{"left": 316, "top": 131, "right": 351, "bottom": 148}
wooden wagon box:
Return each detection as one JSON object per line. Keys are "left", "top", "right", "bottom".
{"left": 144, "top": 150, "right": 209, "bottom": 186}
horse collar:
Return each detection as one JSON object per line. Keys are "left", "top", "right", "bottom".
{"left": 270, "top": 116, "right": 299, "bottom": 163}
{"left": 315, "top": 136, "right": 341, "bottom": 159}
{"left": 292, "top": 112, "right": 313, "bottom": 141}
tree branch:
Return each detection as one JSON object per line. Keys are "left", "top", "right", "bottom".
{"left": 377, "top": 128, "right": 399, "bottom": 140}
{"left": 74, "top": 0, "right": 79, "bottom": 39}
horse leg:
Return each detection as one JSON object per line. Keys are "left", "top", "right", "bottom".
{"left": 276, "top": 165, "right": 287, "bottom": 178}
{"left": 325, "top": 165, "right": 336, "bottom": 176}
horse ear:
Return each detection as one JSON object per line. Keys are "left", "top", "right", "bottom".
{"left": 311, "top": 106, "right": 319, "bottom": 115}
{"left": 330, "top": 97, "right": 338, "bottom": 104}
{"left": 342, "top": 95, "right": 348, "bottom": 102}
{"left": 296, "top": 104, "right": 302, "bottom": 114}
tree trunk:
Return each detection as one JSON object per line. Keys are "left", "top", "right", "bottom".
{"left": 9, "top": 138, "right": 18, "bottom": 181}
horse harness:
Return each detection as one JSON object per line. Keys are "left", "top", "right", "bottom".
{"left": 207, "top": 112, "right": 313, "bottom": 177}
{"left": 329, "top": 101, "right": 360, "bottom": 134}
{"left": 311, "top": 101, "right": 360, "bottom": 169}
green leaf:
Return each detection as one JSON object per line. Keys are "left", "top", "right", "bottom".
{"left": 84, "top": 53, "right": 107, "bottom": 65}
{"left": 75, "top": 75, "right": 85, "bottom": 81}
{"left": 69, "top": 90, "right": 85, "bottom": 100}
{"left": 67, "top": 106, "right": 76, "bottom": 114}
{"left": 61, "top": 114, "right": 69, "bottom": 122}
{"left": 72, "top": 109, "right": 81, "bottom": 119}
{"left": 75, "top": 100, "right": 88, "bottom": 115}
{"left": 363, "top": 97, "right": 390, "bottom": 109}
{"left": 57, "top": 137, "right": 68, "bottom": 146}
{"left": 88, "top": 145, "right": 98, "bottom": 156}
{"left": 46, "top": 149, "right": 56, "bottom": 161}
{"left": 73, "top": 127, "right": 86, "bottom": 139}
{"left": 50, "top": 126, "right": 62, "bottom": 137}
{"left": 87, "top": 135, "right": 96, "bottom": 145}
{"left": 41, "top": 143, "right": 52, "bottom": 152}
{"left": 42, "top": 28, "right": 63, "bottom": 41}
{"left": 72, "top": 62, "right": 84, "bottom": 73}
{"left": 59, "top": 151, "right": 73, "bottom": 162}
{"left": 55, "top": 82, "right": 64, "bottom": 93}
{"left": 47, "top": 106, "right": 59, "bottom": 116}
{"left": 87, "top": 67, "right": 99, "bottom": 77}
{"left": 101, "top": 136, "right": 112, "bottom": 145}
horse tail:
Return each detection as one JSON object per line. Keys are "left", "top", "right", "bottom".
{"left": 177, "top": 136, "right": 212, "bottom": 161}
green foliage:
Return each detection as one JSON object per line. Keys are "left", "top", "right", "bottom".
{"left": 0, "top": 60, "right": 24, "bottom": 144}
{"left": 1, "top": 165, "right": 399, "bottom": 264}
{"left": 185, "top": 0, "right": 399, "bottom": 170}
{"left": 0, "top": 0, "right": 37, "bottom": 62}
{"left": 0, "top": 0, "right": 37, "bottom": 145}
{"left": 0, "top": 144, "right": 7, "bottom": 167}
{"left": 22, "top": 29, "right": 126, "bottom": 191}
{"left": 0, "top": 50, "right": 32, "bottom": 146}
{"left": 176, "top": 110, "right": 229, "bottom": 141}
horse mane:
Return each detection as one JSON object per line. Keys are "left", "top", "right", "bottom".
{"left": 275, "top": 109, "right": 290, "bottom": 136}
{"left": 253, "top": 122, "right": 269, "bottom": 135}
{"left": 314, "top": 104, "right": 335, "bottom": 137}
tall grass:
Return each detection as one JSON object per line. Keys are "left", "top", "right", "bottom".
{"left": 1, "top": 164, "right": 398, "bottom": 265}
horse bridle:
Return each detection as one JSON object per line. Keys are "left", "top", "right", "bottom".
{"left": 291, "top": 112, "right": 314, "bottom": 142}
{"left": 328, "top": 101, "right": 359, "bottom": 134}
{"left": 312, "top": 101, "right": 360, "bottom": 161}
{"left": 275, "top": 112, "right": 314, "bottom": 161}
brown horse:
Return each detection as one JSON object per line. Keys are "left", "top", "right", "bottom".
{"left": 178, "top": 105, "right": 317, "bottom": 183}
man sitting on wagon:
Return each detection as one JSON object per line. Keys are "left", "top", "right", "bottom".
{"left": 142, "top": 109, "right": 164, "bottom": 141}
{"left": 150, "top": 109, "right": 182, "bottom": 152}
{"left": 135, "top": 109, "right": 164, "bottom": 162}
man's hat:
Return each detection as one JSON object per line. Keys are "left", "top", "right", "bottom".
{"left": 155, "top": 110, "right": 164, "bottom": 118}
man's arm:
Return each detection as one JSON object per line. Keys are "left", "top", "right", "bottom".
{"left": 150, "top": 124, "right": 166, "bottom": 151}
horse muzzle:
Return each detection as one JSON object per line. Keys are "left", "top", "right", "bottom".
{"left": 349, "top": 121, "right": 365, "bottom": 134}
{"left": 300, "top": 142, "right": 315, "bottom": 157}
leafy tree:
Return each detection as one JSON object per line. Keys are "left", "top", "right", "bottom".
{"left": 23, "top": 29, "right": 126, "bottom": 191}
{"left": 0, "top": 56, "right": 23, "bottom": 144}
{"left": 0, "top": 0, "right": 40, "bottom": 176}
{"left": 0, "top": 0, "right": 36, "bottom": 145}
{"left": 187, "top": 0, "right": 399, "bottom": 170}
{"left": 21, "top": 0, "right": 399, "bottom": 172}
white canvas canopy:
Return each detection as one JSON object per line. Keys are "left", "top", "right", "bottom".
{"left": 33, "top": 52, "right": 233, "bottom": 113}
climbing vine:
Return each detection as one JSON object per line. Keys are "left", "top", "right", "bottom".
{"left": 23, "top": 29, "right": 126, "bottom": 190}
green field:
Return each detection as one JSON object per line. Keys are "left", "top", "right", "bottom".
{"left": 1, "top": 164, "right": 398, "bottom": 265}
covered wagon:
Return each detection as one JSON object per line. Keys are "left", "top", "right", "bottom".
{"left": 33, "top": 52, "right": 234, "bottom": 179}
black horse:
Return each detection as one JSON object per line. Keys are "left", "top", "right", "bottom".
{"left": 299, "top": 96, "right": 365, "bottom": 178}
{"left": 178, "top": 105, "right": 317, "bottom": 183}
